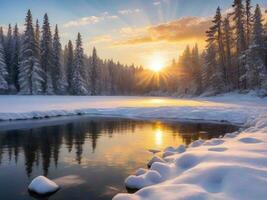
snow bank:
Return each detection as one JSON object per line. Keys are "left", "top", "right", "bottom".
{"left": 28, "top": 176, "right": 59, "bottom": 195}
{"left": 0, "top": 94, "right": 266, "bottom": 124}
{"left": 113, "top": 114, "right": 267, "bottom": 200}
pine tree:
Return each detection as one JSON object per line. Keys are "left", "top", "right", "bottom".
{"left": 204, "top": 7, "right": 226, "bottom": 93}
{"left": 73, "top": 33, "right": 87, "bottom": 95}
{"left": 251, "top": 5, "right": 265, "bottom": 47}
{"left": 52, "top": 25, "right": 67, "bottom": 94}
{"left": 0, "top": 27, "right": 4, "bottom": 44}
{"left": 232, "top": 0, "right": 247, "bottom": 89}
{"left": 191, "top": 44, "right": 202, "bottom": 94}
{"left": 223, "top": 16, "right": 235, "bottom": 90}
{"left": 41, "top": 13, "right": 54, "bottom": 94}
{"left": 232, "top": 0, "right": 247, "bottom": 54}
{"left": 18, "top": 10, "right": 44, "bottom": 94}
{"left": 11, "top": 24, "right": 20, "bottom": 91}
{"left": 0, "top": 36, "right": 8, "bottom": 92}
{"left": 5, "top": 24, "right": 13, "bottom": 87}
{"left": 244, "top": 5, "right": 266, "bottom": 92}
{"left": 66, "top": 40, "right": 74, "bottom": 94}
{"left": 90, "top": 47, "right": 98, "bottom": 95}
{"left": 35, "top": 20, "right": 41, "bottom": 60}
{"left": 265, "top": 10, "right": 267, "bottom": 41}
{"left": 245, "top": 0, "right": 253, "bottom": 48}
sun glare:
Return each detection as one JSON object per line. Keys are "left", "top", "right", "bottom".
{"left": 148, "top": 54, "right": 166, "bottom": 72}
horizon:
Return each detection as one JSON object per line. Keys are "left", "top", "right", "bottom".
{"left": 0, "top": 0, "right": 266, "bottom": 68}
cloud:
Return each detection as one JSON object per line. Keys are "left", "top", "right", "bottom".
{"left": 153, "top": 1, "right": 161, "bottom": 6}
{"left": 114, "top": 17, "right": 212, "bottom": 45}
{"left": 63, "top": 16, "right": 102, "bottom": 28}
{"left": 63, "top": 12, "right": 119, "bottom": 28}
{"left": 90, "top": 35, "right": 113, "bottom": 44}
{"left": 118, "top": 9, "right": 141, "bottom": 15}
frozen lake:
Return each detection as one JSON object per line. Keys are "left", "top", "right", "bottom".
{"left": 0, "top": 117, "right": 238, "bottom": 200}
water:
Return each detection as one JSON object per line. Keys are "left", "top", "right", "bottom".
{"left": 0, "top": 117, "right": 238, "bottom": 200}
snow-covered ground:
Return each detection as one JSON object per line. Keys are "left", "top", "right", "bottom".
{"left": 1, "top": 93, "right": 267, "bottom": 200}
{"left": 0, "top": 93, "right": 266, "bottom": 124}
{"left": 111, "top": 94, "right": 267, "bottom": 200}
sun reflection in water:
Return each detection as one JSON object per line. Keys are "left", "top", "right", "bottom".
{"left": 155, "top": 128, "right": 163, "bottom": 146}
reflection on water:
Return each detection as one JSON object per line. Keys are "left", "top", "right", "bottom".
{"left": 0, "top": 117, "right": 238, "bottom": 200}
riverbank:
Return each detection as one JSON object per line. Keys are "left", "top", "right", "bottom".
{"left": 0, "top": 93, "right": 266, "bottom": 125}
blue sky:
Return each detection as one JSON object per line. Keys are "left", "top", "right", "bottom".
{"left": 0, "top": 0, "right": 266, "bottom": 66}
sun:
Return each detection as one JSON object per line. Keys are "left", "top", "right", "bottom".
{"left": 148, "top": 54, "right": 166, "bottom": 72}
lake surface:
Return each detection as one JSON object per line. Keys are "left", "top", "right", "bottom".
{"left": 0, "top": 117, "right": 238, "bottom": 200}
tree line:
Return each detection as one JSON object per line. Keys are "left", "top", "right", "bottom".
{"left": 0, "top": 10, "right": 153, "bottom": 95}
{"left": 0, "top": 0, "right": 266, "bottom": 97}
{"left": 173, "top": 0, "right": 267, "bottom": 96}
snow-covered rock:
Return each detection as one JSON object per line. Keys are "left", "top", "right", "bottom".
{"left": 125, "top": 170, "right": 163, "bottom": 190}
{"left": 147, "top": 156, "right": 166, "bottom": 168}
{"left": 28, "top": 176, "right": 59, "bottom": 195}
{"left": 175, "top": 144, "right": 186, "bottom": 153}
{"left": 162, "top": 151, "right": 175, "bottom": 158}
{"left": 147, "top": 149, "right": 161, "bottom": 154}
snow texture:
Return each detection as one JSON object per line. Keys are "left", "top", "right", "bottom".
{"left": 28, "top": 176, "right": 59, "bottom": 195}
{"left": 1, "top": 93, "right": 267, "bottom": 200}
{"left": 0, "top": 93, "right": 266, "bottom": 125}
{"left": 113, "top": 95, "right": 267, "bottom": 200}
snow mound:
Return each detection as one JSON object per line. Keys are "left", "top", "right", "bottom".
{"left": 125, "top": 170, "right": 163, "bottom": 190}
{"left": 147, "top": 156, "right": 165, "bottom": 168}
{"left": 28, "top": 176, "right": 59, "bottom": 195}
{"left": 113, "top": 113, "right": 267, "bottom": 200}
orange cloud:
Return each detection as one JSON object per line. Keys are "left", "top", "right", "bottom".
{"left": 114, "top": 17, "right": 212, "bottom": 46}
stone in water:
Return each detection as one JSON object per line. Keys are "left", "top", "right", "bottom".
{"left": 28, "top": 176, "right": 59, "bottom": 195}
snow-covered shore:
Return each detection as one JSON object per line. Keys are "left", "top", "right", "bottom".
{"left": 113, "top": 114, "right": 267, "bottom": 200}
{"left": 1, "top": 94, "right": 267, "bottom": 200}
{"left": 0, "top": 93, "right": 266, "bottom": 124}
{"left": 112, "top": 94, "right": 267, "bottom": 200}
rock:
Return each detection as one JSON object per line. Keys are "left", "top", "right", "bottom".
{"left": 162, "top": 151, "right": 175, "bottom": 158}
{"left": 148, "top": 149, "right": 161, "bottom": 154}
{"left": 175, "top": 145, "right": 186, "bottom": 153}
{"left": 28, "top": 176, "right": 59, "bottom": 195}
{"left": 147, "top": 156, "right": 165, "bottom": 168}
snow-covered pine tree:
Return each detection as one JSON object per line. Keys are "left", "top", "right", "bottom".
{"left": 243, "top": 4, "right": 266, "bottom": 92}
{"left": 223, "top": 15, "right": 234, "bottom": 90}
{"left": 35, "top": 20, "right": 41, "bottom": 60}
{"left": 11, "top": 24, "right": 20, "bottom": 91}
{"left": 5, "top": 24, "right": 13, "bottom": 88}
{"left": 191, "top": 44, "right": 202, "bottom": 95}
{"left": 252, "top": 5, "right": 266, "bottom": 92}
{"left": 204, "top": 7, "right": 226, "bottom": 93}
{"left": 251, "top": 5, "right": 265, "bottom": 47}
{"left": 18, "top": 10, "right": 44, "bottom": 94}
{"left": 73, "top": 33, "right": 87, "bottom": 95}
{"left": 41, "top": 13, "right": 54, "bottom": 94}
{"left": 108, "top": 59, "right": 116, "bottom": 94}
{"left": 245, "top": 0, "right": 253, "bottom": 48}
{"left": 66, "top": 40, "right": 74, "bottom": 94}
{"left": 232, "top": 0, "right": 247, "bottom": 89}
{"left": 0, "top": 34, "right": 8, "bottom": 93}
{"left": 90, "top": 47, "right": 98, "bottom": 95}
{"left": 232, "top": 0, "right": 247, "bottom": 54}
{"left": 265, "top": 10, "right": 267, "bottom": 41}
{"left": 177, "top": 45, "right": 192, "bottom": 95}
{"left": 52, "top": 25, "right": 67, "bottom": 94}
{"left": 0, "top": 27, "right": 4, "bottom": 44}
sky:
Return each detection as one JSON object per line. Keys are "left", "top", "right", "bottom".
{"left": 0, "top": 0, "right": 266, "bottom": 68}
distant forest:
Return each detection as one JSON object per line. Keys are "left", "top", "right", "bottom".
{"left": 0, "top": 0, "right": 266, "bottom": 96}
